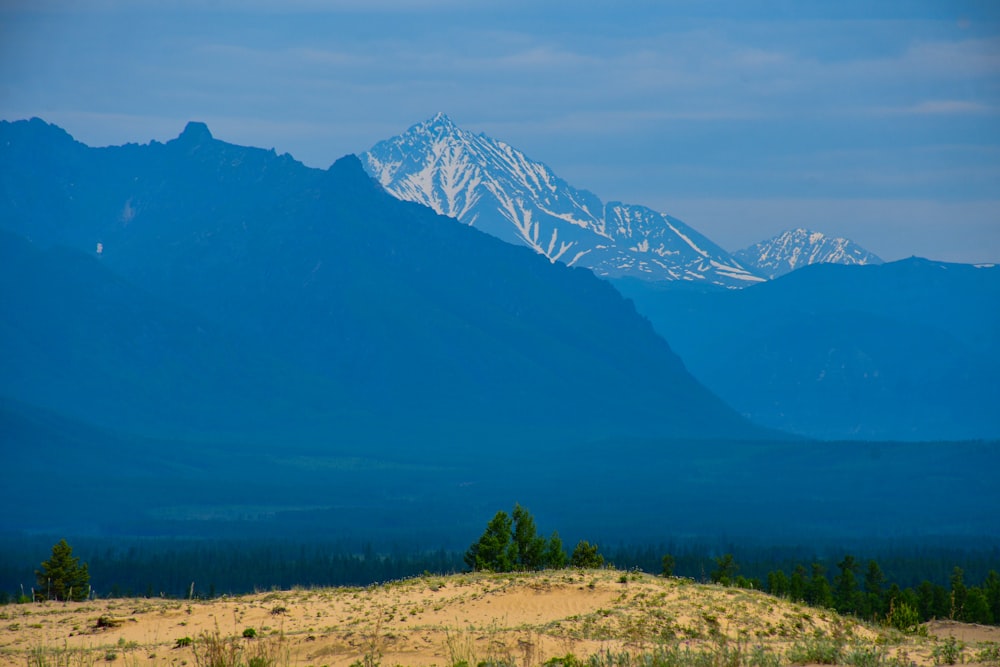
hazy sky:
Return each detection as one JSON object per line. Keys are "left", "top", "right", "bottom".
{"left": 2, "top": 1, "right": 998, "bottom": 262}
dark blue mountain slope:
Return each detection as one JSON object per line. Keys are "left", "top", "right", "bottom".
{"left": 614, "top": 259, "right": 1000, "bottom": 440}
{"left": 0, "top": 118, "right": 760, "bottom": 445}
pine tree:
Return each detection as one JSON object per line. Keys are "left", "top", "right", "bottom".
{"left": 569, "top": 541, "right": 603, "bottom": 569}
{"left": 984, "top": 570, "right": 1000, "bottom": 624}
{"left": 863, "top": 560, "right": 885, "bottom": 620}
{"left": 789, "top": 564, "right": 808, "bottom": 602}
{"left": 512, "top": 504, "right": 546, "bottom": 571}
{"left": 661, "top": 553, "right": 675, "bottom": 578}
{"left": 834, "top": 555, "right": 860, "bottom": 614}
{"left": 807, "top": 562, "right": 833, "bottom": 608}
{"left": 767, "top": 570, "right": 789, "bottom": 597}
{"left": 464, "top": 511, "right": 515, "bottom": 572}
{"left": 950, "top": 567, "right": 968, "bottom": 621}
{"left": 917, "top": 580, "right": 937, "bottom": 621}
{"left": 35, "top": 539, "right": 90, "bottom": 601}
{"left": 964, "top": 587, "right": 992, "bottom": 624}
{"left": 544, "top": 531, "right": 567, "bottom": 569}
{"left": 710, "top": 554, "right": 738, "bottom": 586}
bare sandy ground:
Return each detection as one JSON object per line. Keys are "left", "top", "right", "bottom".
{"left": 1, "top": 570, "right": 996, "bottom": 667}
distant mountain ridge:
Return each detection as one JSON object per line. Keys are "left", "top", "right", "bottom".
{"left": 736, "top": 228, "right": 883, "bottom": 279}
{"left": 361, "top": 114, "right": 764, "bottom": 289}
{"left": 0, "top": 117, "right": 759, "bottom": 445}
{"left": 615, "top": 257, "right": 1000, "bottom": 441}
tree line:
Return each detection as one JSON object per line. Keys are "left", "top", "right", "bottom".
{"left": 1, "top": 539, "right": 466, "bottom": 602}
{"left": 461, "top": 507, "right": 1000, "bottom": 627}
{"left": 706, "top": 553, "right": 1000, "bottom": 628}
{"left": 3, "top": 515, "right": 997, "bottom": 630}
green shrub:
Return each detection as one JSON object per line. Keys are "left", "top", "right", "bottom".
{"left": 975, "top": 643, "right": 1000, "bottom": 665}
{"left": 570, "top": 541, "right": 604, "bottom": 569}
{"left": 932, "top": 637, "right": 964, "bottom": 666}
{"left": 544, "top": 655, "right": 585, "bottom": 667}
{"left": 845, "top": 644, "right": 884, "bottom": 667}
{"left": 786, "top": 637, "right": 844, "bottom": 665}
{"left": 887, "top": 602, "right": 920, "bottom": 634}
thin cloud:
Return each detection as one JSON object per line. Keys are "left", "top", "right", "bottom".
{"left": 0, "top": 0, "right": 483, "bottom": 11}
{"left": 865, "top": 99, "right": 996, "bottom": 116}
{"left": 902, "top": 37, "right": 1000, "bottom": 77}
{"left": 906, "top": 100, "right": 995, "bottom": 114}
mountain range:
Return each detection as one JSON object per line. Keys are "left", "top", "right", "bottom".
{"left": 362, "top": 114, "right": 884, "bottom": 289}
{"left": 361, "top": 114, "right": 765, "bottom": 289}
{"left": 615, "top": 258, "right": 1000, "bottom": 441}
{"left": 361, "top": 115, "right": 997, "bottom": 441}
{"left": 735, "top": 228, "right": 884, "bottom": 280}
{"left": 1, "top": 117, "right": 996, "bottom": 541}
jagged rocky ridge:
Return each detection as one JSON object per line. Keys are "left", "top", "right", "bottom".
{"left": 736, "top": 228, "right": 883, "bottom": 279}
{"left": 361, "top": 114, "right": 764, "bottom": 289}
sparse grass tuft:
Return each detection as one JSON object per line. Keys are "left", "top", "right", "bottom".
{"left": 192, "top": 625, "right": 287, "bottom": 667}
{"left": 786, "top": 636, "right": 844, "bottom": 665}
{"left": 27, "top": 643, "right": 98, "bottom": 667}
{"left": 932, "top": 636, "right": 965, "bottom": 666}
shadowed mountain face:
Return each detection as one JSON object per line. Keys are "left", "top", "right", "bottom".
{"left": 0, "top": 118, "right": 757, "bottom": 447}
{"left": 615, "top": 258, "right": 1000, "bottom": 441}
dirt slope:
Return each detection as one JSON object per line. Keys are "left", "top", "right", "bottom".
{"left": 2, "top": 570, "right": 996, "bottom": 667}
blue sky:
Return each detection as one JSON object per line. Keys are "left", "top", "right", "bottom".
{"left": 2, "top": 1, "right": 998, "bottom": 263}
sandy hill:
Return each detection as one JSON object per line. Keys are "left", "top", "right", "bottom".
{"left": 2, "top": 570, "right": 997, "bottom": 667}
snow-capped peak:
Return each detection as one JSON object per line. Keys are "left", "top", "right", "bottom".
{"left": 427, "top": 111, "right": 457, "bottom": 126}
{"left": 735, "top": 228, "right": 884, "bottom": 279}
{"left": 360, "top": 115, "right": 763, "bottom": 288}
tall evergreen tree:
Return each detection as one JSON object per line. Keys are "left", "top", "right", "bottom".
{"left": 932, "top": 582, "right": 952, "bottom": 620}
{"left": 512, "top": 504, "right": 546, "bottom": 571}
{"left": 569, "top": 541, "right": 603, "bottom": 569}
{"left": 863, "top": 560, "right": 885, "bottom": 619}
{"left": 767, "top": 570, "right": 789, "bottom": 597}
{"left": 834, "top": 555, "right": 860, "bottom": 614}
{"left": 790, "top": 564, "right": 808, "bottom": 602}
{"left": 464, "top": 511, "right": 515, "bottom": 572}
{"left": 710, "top": 554, "right": 738, "bottom": 586}
{"left": 807, "top": 563, "right": 833, "bottom": 608}
{"left": 917, "top": 580, "right": 937, "bottom": 621}
{"left": 965, "top": 587, "right": 992, "bottom": 624}
{"left": 35, "top": 540, "right": 89, "bottom": 601}
{"left": 543, "top": 531, "right": 567, "bottom": 569}
{"left": 661, "top": 553, "right": 675, "bottom": 578}
{"left": 984, "top": 570, "right": 1000, "bottom": 624}
{"left": 886, "top": 583, "right": 903, "bottom": 617}
{"left": 950, "top": 567, "right": 968, "bottom": 621}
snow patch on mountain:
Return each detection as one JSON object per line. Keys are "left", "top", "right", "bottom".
{"left": 735, "top": 228, "right": 884, "bottom": 279}
{"left": 361, "top": 114, "right": 763, "bottom": 288}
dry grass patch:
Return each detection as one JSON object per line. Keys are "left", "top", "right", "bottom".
{"left": 1, "top": 570, "right": 996, "bottom": 667}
